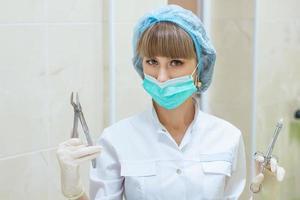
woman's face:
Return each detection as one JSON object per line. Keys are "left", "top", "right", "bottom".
{"left": 142, "top": 56, "right": 197, "bottom": 82}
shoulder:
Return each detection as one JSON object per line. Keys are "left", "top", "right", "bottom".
{"left": 96, "top": 109, "right": 155, "bottom": 160}
{"left": 98, "top": 109, "right": 152, "bottom": 143}
{"left": 200, "top": 111, "right": 242, "bottom": 137}
{"left": 196, "top": 111, "right": 243, "bottom": 152}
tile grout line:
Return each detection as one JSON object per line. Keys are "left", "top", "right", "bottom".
{"left": 0, "top": 147, "right": 58, "bottom": 161}
{"left": 0, "top": 22, "right": 103, "bottom": 26}
{"left": 44, "top": 2, "right": 52, "bottom": 196}
{"left": 44, "top": 0, "right": 51, "bottom": 167}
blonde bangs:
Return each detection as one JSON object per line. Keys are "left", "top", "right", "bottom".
{"left": 136, "top": 22, "right": 196, "bottom": 59}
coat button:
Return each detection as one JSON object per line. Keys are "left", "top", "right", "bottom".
{"left": 176, "top": 169, "right": 182, "bottom": 175}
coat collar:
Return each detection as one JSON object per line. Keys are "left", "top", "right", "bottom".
{"left": 149, "top": 96, "right": 202, "bottom": 150}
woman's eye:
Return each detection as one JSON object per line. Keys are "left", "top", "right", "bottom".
{"left": 146, "top": 59, "right": 158, "bottom": 65}
{"left": 171, "top": 60, "right": 183, "bottom": 66}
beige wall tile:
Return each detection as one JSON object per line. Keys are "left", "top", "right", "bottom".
{"left": 109, "top": 0, "right": 168, "bottom": 22}
{"left": 0, "top": 1, "right": 104, "bottom": 199}
{"left": 47, "top": 0, "right": 102, "bottom": 22}
{"left": 211, "top": 0, "right": 254, "bottom": 20}
{"left": 0, "top": 0, "right": 44, "bottom": 23}
{"left": 47, "top": 24, "right": 103, "bottom": 145}
{"left": 259, "top": 0, "right": 300, "bottom": 20}
{"left": 255, "top": 2, "right": 300, "bottom": 197}
{"left": 0, "top": 26, "right": 48, "bottom": 157}
{"left": 0, "top": 151, "right": 54, "bottom": 199}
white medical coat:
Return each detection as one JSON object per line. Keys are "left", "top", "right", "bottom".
{"left": 89, "top": 100, "right": 246, "bottom": 200}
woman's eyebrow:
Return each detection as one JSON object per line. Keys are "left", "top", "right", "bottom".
{"left": 145, "top": 57, "right": 157, "bottom": 59}
{"left": 170, "top": 58, "right": 185, "bottom": 60}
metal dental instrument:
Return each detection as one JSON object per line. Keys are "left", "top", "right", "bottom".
{"left": 70, "top": 92, "right": 96, "bottom": 168}
{"left": 250, "top": 118, "right": 284, "bottom": 193}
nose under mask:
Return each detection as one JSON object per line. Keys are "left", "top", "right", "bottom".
{"left": 142, "top": 65, "right": 198, "bottom": 110}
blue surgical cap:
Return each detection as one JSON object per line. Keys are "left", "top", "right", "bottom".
{"left": 132, "top": 4, "right": 216, "bottom": 93}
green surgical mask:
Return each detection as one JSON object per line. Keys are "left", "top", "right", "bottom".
{"left": 142, "top": 65, "right": 198, "bottom": 110}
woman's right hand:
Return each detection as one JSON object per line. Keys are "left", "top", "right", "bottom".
{"left": 56, "top": 138, "right": 102, "bottom": 199}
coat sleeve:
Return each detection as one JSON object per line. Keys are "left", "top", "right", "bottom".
{"left": 224, "top": 133, "right": 247, "bottom": 199}
{"left": 89, "top": 129, "right": 124, "bottom": 200}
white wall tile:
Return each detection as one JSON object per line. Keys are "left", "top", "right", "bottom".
{"left": 47, "top": 24, "right": 103, "bottom": 146}
{"left": 104, "top": 0, "right": 168, "bottom": 22}
{"left": 0, "top": 26, "right": 48, "bottom": 157}
{"left": 0, "top": 0, "right": 44, "bottom": 23}
{"left": 47, "top": 0, "right": 102, "bottom": 23}
{"left": 0, "top": 151, "right": 53, "bottom": 200}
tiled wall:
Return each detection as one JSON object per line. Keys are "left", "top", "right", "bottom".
{"left": 255, "top": 0, "right": 300, "bottom": 199}
{"left": 0, "top": 0, "right": 102, "bottom": 199}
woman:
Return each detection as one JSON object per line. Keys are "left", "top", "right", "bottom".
{"left": 56, "top": 5, "right": 283, "bottom": 200}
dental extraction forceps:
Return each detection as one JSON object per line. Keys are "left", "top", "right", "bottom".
{"left": 250, "top": 119, "right": 284, "bottom": 193}
{"left": 70, "top": 92, "right": 96, "bottom": 168}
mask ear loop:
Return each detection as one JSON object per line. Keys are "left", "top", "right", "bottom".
{"left": 192, "top": 63, "right": 202, "bottom": 89}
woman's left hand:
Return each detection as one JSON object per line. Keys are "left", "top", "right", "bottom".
{"left": 250, "top": 154, "right": 285, "bottom": 193}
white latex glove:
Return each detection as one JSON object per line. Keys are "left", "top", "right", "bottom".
{"left": 250, "top": 154, "right": 285, "bottom": 193}
{"left": 56, "top": 138, "right": 102, "bottom": 199}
